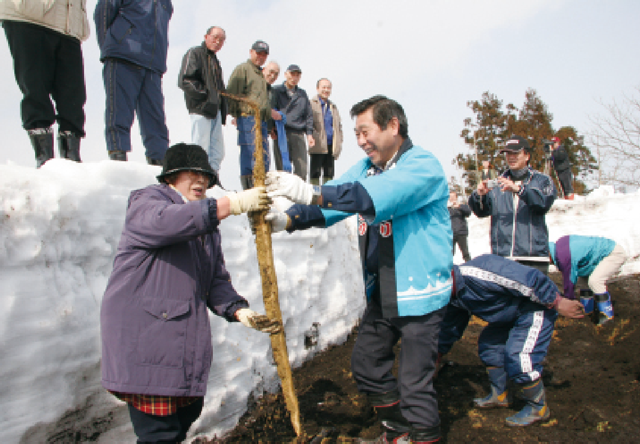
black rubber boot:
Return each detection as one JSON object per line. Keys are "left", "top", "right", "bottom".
{"left": 146, "top": 156, "right": 162, "bottom": 165}
{"left": 58, "top": 131, "right": 82, "bottom": 162}
{"left": 109, "top": 150, "right": 127, "bottom": 161}
{"left": 28, "top": 128, "right": 54, "bottom": 168}
{"left": 357, "top": 390, "right": 411, "bottom": 443}
{"left": 410, "top": 424, "right": 441, "bottom": 443}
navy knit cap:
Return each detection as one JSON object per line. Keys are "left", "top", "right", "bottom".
{"left": 156, "top": 143, "right": 218, "bottom": 188}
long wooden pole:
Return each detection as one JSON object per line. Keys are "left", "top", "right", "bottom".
{"left": 221, "top": 92, "right": 302, "bottom": 436}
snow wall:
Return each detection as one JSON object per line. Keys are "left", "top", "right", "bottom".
{"left": 0, "top": 160, "right": 365, "bottom": 443}
{"left": 1, "top": 160, "right": 639, "bottom": 443}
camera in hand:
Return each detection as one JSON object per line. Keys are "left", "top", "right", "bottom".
{"left": 486, "top": 179, "right": 499, "bottom": 189}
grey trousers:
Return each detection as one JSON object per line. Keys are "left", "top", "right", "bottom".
{"left": 286, "top": 129, "right": 308, "bottom": 181}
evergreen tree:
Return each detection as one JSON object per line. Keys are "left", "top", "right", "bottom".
{"left": 457, "top": 89, "right": 597, "bottom": 195}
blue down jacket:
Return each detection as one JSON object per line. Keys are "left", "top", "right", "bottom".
{"left": 94, "top": 0, "right": 173, "bottom": 74}
{"left": 469, "top": 167, "right": 556, "bottom": 259}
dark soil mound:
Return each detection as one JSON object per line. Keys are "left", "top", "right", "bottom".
{"left": 207, "top": 272, "right": 640, "bottom": 443}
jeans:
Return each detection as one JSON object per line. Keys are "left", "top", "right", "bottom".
{"left": 191, "top": 111, "right": 224, "bottom": 171}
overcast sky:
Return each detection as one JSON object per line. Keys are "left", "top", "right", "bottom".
{"left": 1, "top": 0, "right": 638, "bottom": 189}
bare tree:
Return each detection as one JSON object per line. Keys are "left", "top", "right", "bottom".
{"left": 588, "top": 87, "right": 640, "bottom": 189}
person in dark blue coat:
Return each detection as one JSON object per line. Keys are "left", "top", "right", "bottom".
{"left": 469, "top": 135, "right": 556, "bottom": 274}
{"left": 438, "top": 254, "right": 584, "bottom": 427}
{"left": 94, "top": 0, "right": 173, "bottom": 164}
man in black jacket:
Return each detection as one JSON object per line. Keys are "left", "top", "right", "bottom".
{"left": 271, "top": 64, "right": 315, "bottom": 180}
{"left": 178, "top": 26, "right": 228, "bottom": 174}
{"left": 550, "top": 136, "right": 574, "bottom": 200}
{"left": 448, "top": 191, "right": 472, "bottom": 262}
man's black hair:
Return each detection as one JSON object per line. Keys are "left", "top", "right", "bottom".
{"left": 350, "top": 95, "right": 408, "bottom": 138}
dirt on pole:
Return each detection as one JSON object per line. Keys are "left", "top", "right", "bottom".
{"left": 221, "top": 92, "right": 302, "bottom": 437}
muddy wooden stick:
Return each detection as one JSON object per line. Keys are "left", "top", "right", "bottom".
{"left": 221, "top": 92, "right": 302, "bottom": 436}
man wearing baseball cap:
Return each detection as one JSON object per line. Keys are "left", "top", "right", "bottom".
{"left": 227, "top": 40, "right": 272, "bottom": 189}
{"left": 549, "top": 136, "right": 574, "bottom": 199}
{"left": 469, "top": 135, "right": 557, "bottom": 274}
{"left": 271, "top": 64, "right": 315, "bottom": 181}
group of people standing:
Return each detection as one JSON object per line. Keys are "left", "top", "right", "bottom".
{"left": 2, "top": 1, "right": 343, "bottom": 188}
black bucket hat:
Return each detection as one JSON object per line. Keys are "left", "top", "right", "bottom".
{"left": 156, "top": 143, "right": 218, "bottom": 188}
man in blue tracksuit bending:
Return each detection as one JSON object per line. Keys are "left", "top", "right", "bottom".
{"left": 438, "top": 254, "right": 584, "bottom": 427}
{"left": 265, "top": 95, "right": 452, "bottom": 443}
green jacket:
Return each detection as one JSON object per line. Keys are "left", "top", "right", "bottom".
{"left": 226, "top": 60, "right": 270, "bottom": 121}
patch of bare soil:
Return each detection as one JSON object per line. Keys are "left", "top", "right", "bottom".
{"left": 208, "top": 273, "right": 640, "bottom": 443}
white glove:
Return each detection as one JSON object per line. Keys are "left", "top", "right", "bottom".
{"left": 228, "top": 187, "right": 270, "bottom": 215}
{"left": 265, "top": 207, "right": 290, "bottom": 233}
{"left": 266, "top": 171, "right": 316, "bottom": 205}
{"left": 235, "top": 308, "right": 282, "bottom": 334}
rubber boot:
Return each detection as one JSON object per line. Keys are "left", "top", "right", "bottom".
{"left": 58, "top": 131, "right": 82, "bottom": 162}
{"left": 109, "top": 150, "right": 127, "bottom": 161}
{"left": 565, "top": 193, "right": 575, "bottom": 200}
{"left": 146, "top": 156, "right": 162, "bottom": 166}
{"left": 240, "top": 175, "right": 254, "bottom": 190}
{"left": 310, "top": 177, "right": 320, "bottom": 186}
{"left": 505, "top": 379, "right": 550, "bottom": 427}
{"left": 579, "top": 289, "right": 594, "bottom": 315}
{"left": 322, "top": 176, "right": 333, "bottom": 184}
{"left": 474, "top": 366, "right": 510, "bottom": 408}
{"left": 28, "top": 128, "right": 54, "bottom": 168}
{"left": 356, "top": 390, "right": 411, "bottom": 443}
{"left": 595, "top": 292, "right": 614, "bottom": 325}
{"left": 410, "top": 424, "right": 441, "bottom": 443}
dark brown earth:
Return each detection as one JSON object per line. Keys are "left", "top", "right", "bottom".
{"left": 206, "top": 272, "right": 640, "bottom": 443}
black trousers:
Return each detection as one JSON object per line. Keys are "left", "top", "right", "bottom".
{"left": 452, "top": 233, "right": 471, "bottom": 262}
{"left": 3, "top": 21, "right": 86, "bottom": 135}
{"left": 351, "top": 300, "right": 445, "bottom": 429}
{"left": 556, "top": 169, "right": 573, "bottom": 196}
{"left": 128, "top": 398, "right": 204, "bottom": 443}
{"left": 309, "top": 143, "right": 335, "bottom": 181}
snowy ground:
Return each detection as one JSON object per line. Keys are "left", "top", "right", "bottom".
{"left": 0, "top": 160, "right": 638, "bottom": 443}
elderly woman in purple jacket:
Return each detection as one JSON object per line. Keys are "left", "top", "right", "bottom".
{"left": 100, "top": 143, "right": 279, "bottom": 443}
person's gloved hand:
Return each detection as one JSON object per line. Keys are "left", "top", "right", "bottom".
{"left": 553, "top": 294, "right": 585, "bottom": 319}
{"left": 264, "top": 207, "right": 289, "bottom": 233}
{"left": 266, "top": 171, "right": 315, "bottom": 205}
{"left": 235, "top": 308, "right": 282, "bottom": 334}
{"left": 228, "top": 187, "right": 270, "bottom": 215}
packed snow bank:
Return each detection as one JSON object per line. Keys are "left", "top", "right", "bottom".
{"left": 461, "top": 188, "right": 640, "bottom": 275}
{"left": 0, "top": 160, "right": 365, "bottom": 443}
